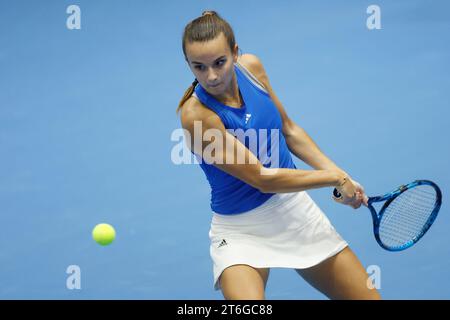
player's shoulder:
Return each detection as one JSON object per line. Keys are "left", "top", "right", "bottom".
{"left": 237, "top": 53, "right": 267, "bottom": 77}
{"left": 237, "top": 53, "right": 269, "bottom": 88}
{"left": 180, "top": 95, "right": 222, "bottom": 131}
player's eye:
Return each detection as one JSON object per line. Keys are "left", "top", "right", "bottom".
{"left": 194, "top": 59, "right": 225, "bottom": 71}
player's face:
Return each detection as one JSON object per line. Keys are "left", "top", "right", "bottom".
{"left": 185, "top": 32, "right": 238, "bottom": 94}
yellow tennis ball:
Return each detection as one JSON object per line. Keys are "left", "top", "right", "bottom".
{"left": 92, "top": 223, "right": 116, "bottom": 246}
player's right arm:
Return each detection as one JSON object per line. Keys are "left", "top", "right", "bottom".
{"left": 180, "top": 98, "right": 355, "bottom": 196}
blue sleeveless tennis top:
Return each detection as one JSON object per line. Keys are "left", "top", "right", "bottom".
{"left": 191, "top": 62, "right": 297, "bottom": 215}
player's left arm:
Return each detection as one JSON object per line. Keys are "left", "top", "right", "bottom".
{"left": 239, "top": 53, "right": 346, "bottom": 176}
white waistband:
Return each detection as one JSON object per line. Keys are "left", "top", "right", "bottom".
{"left": 211, "top": 191, "right": 303, "bottom": 225}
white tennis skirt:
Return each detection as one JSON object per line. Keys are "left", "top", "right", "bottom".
{"left": 209, "top": 191, "right": 348, "bottom": 290}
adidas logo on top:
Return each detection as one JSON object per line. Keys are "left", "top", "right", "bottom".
{"left": 244, "top": 113, "right": 252, "bottom": 124}
{"left": 217, "top": 239, "right": 228, "bottom": 248}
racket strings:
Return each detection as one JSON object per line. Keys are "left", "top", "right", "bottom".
{"left": 379, "top": 185, "right": 437, "bottom": 249}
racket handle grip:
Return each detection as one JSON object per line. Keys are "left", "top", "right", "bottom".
{"left": 333, "top": 188, "right": 342, "bottom": 199}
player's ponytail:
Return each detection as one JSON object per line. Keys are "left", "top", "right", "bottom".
{"left": 176, "top": 78, "right": 199, "bottom": 114}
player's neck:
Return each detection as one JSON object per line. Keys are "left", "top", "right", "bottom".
{"left": 214, "top": 74, "right": 242, "bottom": 108}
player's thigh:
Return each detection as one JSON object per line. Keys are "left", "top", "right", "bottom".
{"left": 220, "top": 264, "right": 270, "bottom": 300}
{"left": 296, "top": 247, "right": 381, "bottom": 300}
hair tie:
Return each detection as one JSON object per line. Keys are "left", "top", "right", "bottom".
{"left": 202, "top": 10, "right": 216, "bottom": 16}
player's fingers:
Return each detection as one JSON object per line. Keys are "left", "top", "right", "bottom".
{"left": 351, "top": 199, "right": 362, "bottom": 209}
{"left": 351, "top": 194, "right": 363, "bottom": 209}
{"left": 345, "top": 191, "right": 357, "bottom": 201}
{"left": 363, "top": 195, "right": 369, "bottom": 206}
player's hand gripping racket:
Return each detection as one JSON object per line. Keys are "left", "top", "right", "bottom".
{"left": 333, "top": 180, "right": 442, "bottom": 251}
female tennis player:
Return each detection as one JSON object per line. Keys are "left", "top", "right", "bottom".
{"left": 177, "top": 10, "right": 381, "bottom": 300}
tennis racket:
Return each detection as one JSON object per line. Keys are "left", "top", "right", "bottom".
{"left": 333, "top": 180, "right": 442, "bottom": 251}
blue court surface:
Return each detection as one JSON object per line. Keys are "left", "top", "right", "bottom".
{"left": 1, "top": 1, "right": 449, "bottom": 299}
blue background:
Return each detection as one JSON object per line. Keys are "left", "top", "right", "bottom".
{"left": 0, "top": 0, "right": 449, "bottom": 299}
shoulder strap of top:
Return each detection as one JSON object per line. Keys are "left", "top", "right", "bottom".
{"left": 235, "top": 61, "right": 268, "bottom": 94}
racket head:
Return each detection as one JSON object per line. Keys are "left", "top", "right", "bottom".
{"left": 368, "top": 180, "right": 442, "bottom": 251}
